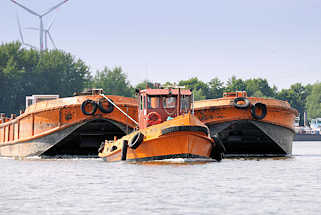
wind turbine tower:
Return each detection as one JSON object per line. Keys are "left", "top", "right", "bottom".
{"left": 26, "top": 15, "right": 58, "bottom": 50}
{"left": 10, "top": 0, "right": 69, "bottom": 51}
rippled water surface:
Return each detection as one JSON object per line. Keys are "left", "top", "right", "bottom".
{"left": 1, "top": 141, "right": 321, "bottom": 215}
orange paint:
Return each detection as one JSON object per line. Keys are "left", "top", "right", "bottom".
{"left": 194, "top": 94, "right": 298, "bottom": 131}
{"left": 99, "top": 113, "right": 214, "bottom": 162}
{"left": 0, "top": 94, "right": 137, "bottom": 149}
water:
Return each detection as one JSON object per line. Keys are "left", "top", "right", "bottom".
{"left": 1, "top": 142, "right": 320, "bottom": 215}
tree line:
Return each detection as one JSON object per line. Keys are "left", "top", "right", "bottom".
{"left": 1, "top": 42, "right": 320, "bottom": 121}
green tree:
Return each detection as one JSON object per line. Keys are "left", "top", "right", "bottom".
{"left": 0, "top": 41, "right": 90, "bottom": 114}
{"left": 245, "top": 78, "right": 277, "bottom": 98}
{"left": 92, "top": 67, "right": 134, "bottom": 97}
{"left": 306, "top": 82, "right": 321, "bottom": 120}
{"left": 207, "top": 77, "right": 225, "bottom": 99}
{"left": 178, "top": 77, "right": 209, "bottom": 100}
{"left": 225, "top": 76, "right": 246, "bottom": 92}
{"left": 135, "top": 80, "right": 157, "bottom": 90}
{"left": 277, "top": 83, "right": 311, "bottom": 122}
{"left": 35, "top": 50, "right": 90, "bottom": 96}
{"left": 193, "top": 88, "right": 207, "bottom": 101}
{"left": 0, "top": 41, "right": 40, "bottom": 113}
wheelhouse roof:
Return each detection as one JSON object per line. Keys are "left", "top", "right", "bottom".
{"left": 140, "top": 88, "right": 192, "bottom": 96}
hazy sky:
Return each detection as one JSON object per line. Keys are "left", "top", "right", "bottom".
{"left": 1, "top": 0, "right": 321, "bottom": 89}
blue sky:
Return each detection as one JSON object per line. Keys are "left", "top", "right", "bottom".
{"left": 1, "top": 0, "right": 321, "bottom": 89}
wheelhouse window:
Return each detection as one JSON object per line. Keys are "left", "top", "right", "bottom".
{"left": 180, "top": 95, "right": 191, "bottom": 113}
{"left": 140, "top": 95, "right": 143, "bottom": 110}
{"left": 163, "top": 96, "right": 177, "bottom": 108}
{"left": 147, "top": 96, "right": 160, "bottom": 109}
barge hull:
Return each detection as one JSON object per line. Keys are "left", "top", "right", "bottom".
{"left": 0, "top": 119, "right": 129, "bottom": 158}
{"left": 208, "top": 120, "right": 294, "bottom": 156}
{"left": 0, "top": 123, "right": 82, "bottom": 157}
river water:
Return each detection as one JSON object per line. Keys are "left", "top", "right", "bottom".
{"left": 1, "top": 141, "right": 320, "bottom": 215}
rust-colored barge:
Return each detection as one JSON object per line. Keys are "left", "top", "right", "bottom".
{"left": 0, "top": 90, "right": 137, "bottom": 158}
{"left": 194, "top": 91, "right": 298, "bottom": 156}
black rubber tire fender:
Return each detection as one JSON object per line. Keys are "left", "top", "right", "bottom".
{"left": 98, "top": 98, "right": 114, "bottom": 114}
{"left": 211, "top": 135, "right": 225, "bottom": 161}
{"left": 81, "top": 99, "right": 98, "bottom": 115}
{"left": 251, "top": 102, "right": 267, "bottom": 120}
{"left": 128, "top": 132, "right": 144, "bottom": 149}
{"left": 121, "top": 140, "right": 128, "bottom": 161}
{"left": 233, "top": 97, "right": 250, "bottom": 109}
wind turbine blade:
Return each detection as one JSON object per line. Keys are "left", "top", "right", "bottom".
{"left": 25, "top": 27, "right": 40, "bottom": 31}
{"left": 24, "top": 43, "right": 37, "bottom": 49}
{"left": 42, "top": 0, "right": 69, "bottom": 17}
{"left": 16, "top": 12, "right": 37, "bottom": 49}
{"left": 47, "top": 13, "right": 57, "bottom": 31}
{"left": 10, "top": 0, "right": 40, "bottom": 16}
{"left": 48, "top": 32, "right": 57, "bottom": 49}
{"left": 16, "top": 13, "right": 24, "bottom": 43}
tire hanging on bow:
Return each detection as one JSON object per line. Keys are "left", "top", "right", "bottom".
{"left": 251, "top": 103, "right": 267, "bottom": 120}
{"left": 98, "top": 98, "right": 114, "bottom": 114}
{"left": 81, "top": 99, "right": 98, "bottom": 115}
{"left": 233, "top": 97, "right": 250, "bottom": 109}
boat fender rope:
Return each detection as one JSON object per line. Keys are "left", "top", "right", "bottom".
{"left": 251, "top": 103, "right": 267, "bottom": 120}
{"left": 98, "top": 98, "right": 114, "bottom": 114}
{"left": 147, "top": 112, "right": 162, "bottom": 126}
{"left": 233, "top": 97, "right": 250, "bottom": 109}
{"left": 81, "top": 99, "right": 98, "bottom": 115}
{"left": 128, "top": 132, "right": 144, "bottom": 149}
{"left": 121, "top": 140, "right": 128, "bottom": 160}
{"left": 211, "top": 135, "right": 225, "bottom": 161}
{"left": 161, "top": 126, "right": 209, "bottom": 136}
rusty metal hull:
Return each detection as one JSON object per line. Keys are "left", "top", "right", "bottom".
{"left": 0, "top": 94, "right": 137, "bottom": 158}
{"left": 0, "top": 122, "right": 82, "bottom": 157}
{"left": 208, "top": 120, "right": 294, "bottom": 156}
{"left": 194, "top": 96, "right": 298, "bottom": 157}
{"left": 0, "top": 118, "right": 132, "bottom": 158}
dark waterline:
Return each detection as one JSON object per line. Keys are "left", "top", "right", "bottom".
{"left": 0, "top": 141, "right": 320, "bottom": 215}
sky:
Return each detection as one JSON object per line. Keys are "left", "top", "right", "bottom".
{"left": 1, "top": 0, "right": 321, "bottom": 90}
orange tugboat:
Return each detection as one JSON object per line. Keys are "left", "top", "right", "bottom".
{"left": 0, "top": 89, "right": 137, "bottom": 158}
{"left": 98, "top": 88, "right": 224, "bottom": 162}
{"left": 194, "top": 91, "right": 298, "bottom": 157}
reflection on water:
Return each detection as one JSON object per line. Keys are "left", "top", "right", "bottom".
{"left": 0, "top": 141, "right": 320, "bottom": 215}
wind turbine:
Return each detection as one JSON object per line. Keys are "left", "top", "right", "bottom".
{"left": 10, "top": 0, "right": 69, "bottom": 51}
{"left": 25, "top": 15, "right": 57, "bottom": 50}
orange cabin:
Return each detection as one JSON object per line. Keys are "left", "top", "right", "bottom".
{"left": 138, "top": 88, "right": 192, "bottom": 129}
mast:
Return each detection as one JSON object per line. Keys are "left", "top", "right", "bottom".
{"left": 177, "top": 88, "right": 181, "bottom": 116}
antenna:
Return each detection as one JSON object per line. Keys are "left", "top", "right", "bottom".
{"left": 10, "top": 0, "right": 69, "bottom": 51}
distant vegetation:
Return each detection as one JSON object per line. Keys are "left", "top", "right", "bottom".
{"left": 1, "top": 42, "right": 320, "bottom": 120}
